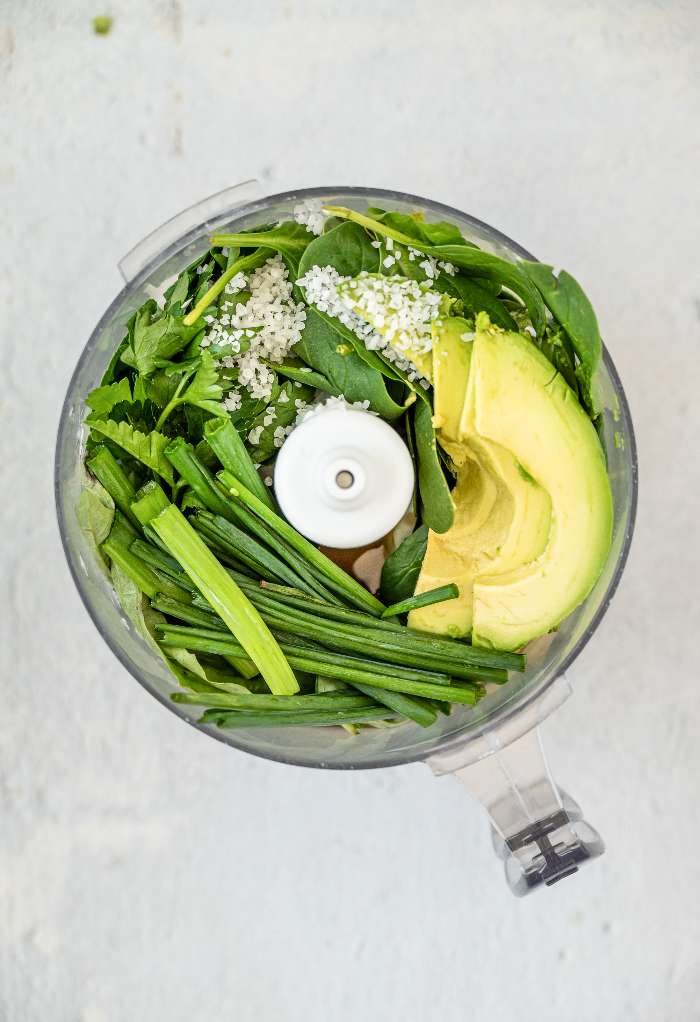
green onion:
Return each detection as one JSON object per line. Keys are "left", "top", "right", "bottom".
{"left": 87, "top": 446, "right": 142, "bottom": 532}
{"left": 155, "top": 626, "right": 482, "bottom": 703}
{"left": 204, "top": 417, "right": 275, "bottom": 511}
{"left": 234, "top": 590, "right": 510, "bottom": 682}
{"left": 171, "top": 691, "right": 376, "bottom": 710}
{"left": 131, "top": 479, "right": 171, "bottom": 522}
{"left": 102, "top": 529, "right": 191, "bottom": 604}
{"left": 165, "top": 439, "right": 241, "bottom": 524}
{"left": 192, "top": 512, "right": 324, "bottom": 597}
{"left": 381, "top": 583, "right": 459, "bottom": 619}
{"left": 156, "top": 624, "right": 452, "bottom": 685}
{"left": 217, "top": 469, "right": 386, "bottom": 617}
{"left": 200, "top": 706, "right": 402, "bottom": 728}
{"left": 151, "top": 595, "right": 227, "bottom": 630}
{"left": 348, "top": 681, "right": 437, "bottom": 728}
{"left": 145, "top": 505, "right": 299, "bottom": 696}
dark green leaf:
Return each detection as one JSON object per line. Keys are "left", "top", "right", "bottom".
{"left": 121, "top": 300, "right": 205, "bottom": 377}
{"left": 413, "top": 400, "right": 455, "bottom": 534}
{"left": 518, "top": 261, "right": 602, "bottom": 414}
{"left": 297, "top": 221, "right": 380, "bottom": 279}
{"left": 366, "top": 208, "right": 476, "bottom": 248}
{"left": 211, "top": 221, "right": 312, "bottom": 275}
{"left": 178, "top": 350, "right": 225, "bottom": 416}
{"left": 293, "top": 308, "right": 411, "bottom": 419}
{"left": 87, "top": 420, "right": 175, "bottom": 484}
{"left": 266, "top": 356, "right": 336, "bottom": 393}
{"left": 380, "top": 525, "right": 429, "bottom": 605}
{"left": 86, "top": 377, "right": 132, "bottom": 416}
{"left": 246, "top": 379, "right": 315, "bottom": 463}
{"left": 432, "top": 275, "right": 518, "bottom": 332}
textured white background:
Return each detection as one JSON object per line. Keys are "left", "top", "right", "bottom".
{"left": 1, "top": 2, "right": 699, "bottom": 1019}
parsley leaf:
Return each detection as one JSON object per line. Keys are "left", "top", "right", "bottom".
{"left": 120, "top": 300, "right": 205, "bottom": 376}
{"left": 87, "top": 419, "right": 175, "bottom": 484}
{"left": 86, "top": 377, "right": 132, "bottom": 415}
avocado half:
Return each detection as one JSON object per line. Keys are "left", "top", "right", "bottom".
{"left": 409, "top": 314, "right": 613, "bottom": 652}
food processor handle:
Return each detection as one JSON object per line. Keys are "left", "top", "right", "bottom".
{"left": 118, "top": 180, "right": 263, "bottom": 284}
{"left": 448, "top": 725, "right": 605, "bottom": 896}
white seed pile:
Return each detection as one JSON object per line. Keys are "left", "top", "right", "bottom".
{"left": 293, "top": 198, "right": 327, "bottom": 236}
{"left": 337, "top": 272, "right": 444, "bottom": 358}
{"left": 294, "top": 265, "right": 421, "bottom": 382}
{"left": 200, "top": 254, "right": 306, "bottom": 403}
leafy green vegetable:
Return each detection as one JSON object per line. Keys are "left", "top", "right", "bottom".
{"left": 518, "top": 261, "right": 602, "bottom": 414}
{"left": 87, "top": 419, "right": 175, "bottom": 484}
{"left": 366, "top": 207, "right": 475, "bottom": 248}
{"left": 324, "top": 206, "right": 546, "bottom": 338}
{"left": 380, "top": 525, "right": 429, "bottom": 606}
{"left": 297, "top": 221, "right": 380, "bottom": 279}
{"left": 86, "top": 377, "right": 132, "bottom": 416}
{"left": 154, "top": 351, "right": 225, "bottom": 430}
{"left": 381, "top": 583, "right": 459, "bottom": 619}
{"left": 246, "top": 379, "right": 315, "bottom": 463}
{"left": 433, "top": 275, "right": 518, "bottom": 332}
{"left": 110, "top": 562, "right": 167, "bottom": 657}
{"left": 413, "top": 400, "right": 455, "bottom": 534}
{"left": 75, "top": 470, "right": 115, "bottom": 580}
{"left": 270, "top": 356, "right": 335, "bottom": 392}
{"left": 182, "top": 248, "right": 274, "bottom": 326}
{"left": 211, "top": 222, "right": 312, "bottom": 274}
{"left": 120, "top": 300, "right": 205, "bottom": 377}
{"left": 293, "top": 308, "right": 411, "bottom": 420}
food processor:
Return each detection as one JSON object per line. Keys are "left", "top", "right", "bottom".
{"left": 55, "top": 182, "right": 637, "bottom": 896}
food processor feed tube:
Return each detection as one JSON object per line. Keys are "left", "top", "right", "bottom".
{"left": 56, "top": 184, "right": 636, "bottom": 897}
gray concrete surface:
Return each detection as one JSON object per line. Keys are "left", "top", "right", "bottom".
{"left": 1, "top": 1, "right": 699, "bottom": 1019}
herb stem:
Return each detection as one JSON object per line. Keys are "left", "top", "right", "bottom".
{"left": 182, "top": 248, "right": 275, "bottom": 327}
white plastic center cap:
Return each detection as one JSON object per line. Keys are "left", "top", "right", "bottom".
{"left": 273, "top": 407, "right": 415, "bottom": 549}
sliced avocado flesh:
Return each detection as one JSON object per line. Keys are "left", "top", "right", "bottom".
{"left": 410, "top": 314, "right": 611, "bottom": 650}
{"left": 470, "top": 320, "right": 612, "bottom": 650}
{"left": 409, "top": 316, "right": 553, "bottom": 638}
{"left": 431, "top": 317, "right": 472, "bottom": 441}
{"left": 336, "top": 274, "right": 453, "bottom": 383}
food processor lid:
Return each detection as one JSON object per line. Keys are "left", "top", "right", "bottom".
{"left": 273, "top": 405, "right": 415, "bottom": 549}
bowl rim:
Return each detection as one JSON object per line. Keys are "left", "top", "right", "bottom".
{"left": 55, "top": 185, "right": 638, "bottom": 770}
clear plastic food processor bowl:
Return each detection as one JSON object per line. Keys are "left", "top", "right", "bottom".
{"left": 55, "top": 183, "right": 637, "bottom": 895}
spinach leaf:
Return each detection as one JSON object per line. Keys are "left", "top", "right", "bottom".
{"left": 246, "top": 379, "right": 315, "bottom": 463}
{"left": 86, "top": 377, "right": 132, "bottom": 416}
{"left": 413, "top": 400, "right": 455, "bottom": 534}
{"left": 433, "top": 275, "right": 518, "bottom": 332}
{"left": 539, "top": 323, "right": 580, "bottom": 400}
{"left": 266, "top": 356, "right": 336, "bottom": 392}
{"left": 211, "top": 222, "right": 312, "bottom": 275}
{"left": 324, "top": 207, "right": 546, "bottom": 338}
{"left": 518, "top": 261, "right": 602, "bottom": 414}
{"left": 380, "top": 524, "right": 429, "bottom": 605}
{"left": 228, "top": 388, "right": 274, "bottom": 437}
{"left": 367, "top": 208, "right": 475, "bottom": 248}
{"left": 293, "top": 308, "right": 411, "bottom": 419}
{"left": 297, "top": 221, "right": 380, "bottom": 279}
{"left": 120, "top": 300, "right": 205, "bottom": 377}
{"left": 87, "top": 419, "right": 175, "bottom": 484}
